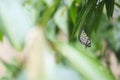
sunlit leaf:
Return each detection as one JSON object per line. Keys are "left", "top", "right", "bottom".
{"left": 54, "top": 6, "right": 68, "bottom": 34}
{"left": 39, "top": 0, "right": 60, "bottom": 26}
{"left": 0, "top": 0, "right": 32, "bottom": 50}
{"left": 45, "top": 19, "right": 57, "bottom": 41}
{"left": 54, "top": 42, "right": 115, "bottom": 80}
{"left": 64, "top": 0, "right": 73, "bottom": 8}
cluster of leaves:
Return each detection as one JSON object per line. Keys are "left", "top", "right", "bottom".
{"left": 71, "top": 0, "right": 115, "bottom": 39}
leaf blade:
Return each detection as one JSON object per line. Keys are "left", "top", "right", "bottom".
{"left": 105, "top": 0, "right": 115, "bottom": 18}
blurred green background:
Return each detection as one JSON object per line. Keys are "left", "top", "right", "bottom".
{"left": 0, "top": 0, "right": 120, "bottom": 80}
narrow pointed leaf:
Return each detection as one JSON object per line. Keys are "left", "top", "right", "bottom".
{"left": 105, "top": 0, "right": 115, "bottom": 18}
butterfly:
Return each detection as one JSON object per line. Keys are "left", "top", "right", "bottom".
{"left": 79, "top": 30, "right": 91, "bottom": 47}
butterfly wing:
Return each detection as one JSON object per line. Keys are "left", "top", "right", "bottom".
{"left": 79, "top": 30, "right": 91, "bottom": 47}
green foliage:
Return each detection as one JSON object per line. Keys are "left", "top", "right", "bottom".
{"left": 0, "top": 0, "right": 119, "bottom": 80}
{"left": 0, "top": 58, "right": 21, "bottom": 79}
{"left": 70, "top": 1, "right": 77, "bottom": 24}
{"left": 71, "top": 0, "right": 115, "bottom": 40}
{"left": 53, "top": 42, "right": 115, "bottom": 80}
{"left": 39, "top": 0, "right": 60, "bottom": 26}
{"left": 71, "top": 0, "right": 98, "bottom": 39}
{"left": 105, "top": 0, "right": 114, "bottom": 18}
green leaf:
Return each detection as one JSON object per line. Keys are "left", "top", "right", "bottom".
{"left": 85, "top": 1, "right": 105, "bottom": 36}
{"left": 39, "top": 0, "right": 60, "bottom": 26}
{"left": 0, "top": 17, "right": 4, "bottom": 41}
{"left": 71, "top": 0, "right": 98, "bottom": 39}
{"left": 105, "top": 0, "right": 115, "bottom": 18}
{"left": 70, "top": 2, "right": 77, "bottom": 24}
{"left": 45, "top": 19, "right": 57, "bottom": 41}
{"left": 0, "top": 58, "right": 21, "bottom": 77}
{"left": 115, "top": 2, "right": 120, "bottom": 9}
{"left": 93, "top": 1, "right": 104, "bottom": 31}
{"left": 0, "top": 31, "right": 3, "bottom": 41}
{"left": 54, "top": 6, "right": 68, "bottom": 34}
{"left": 54, "top": 42, "right": 115, "bottom": 80}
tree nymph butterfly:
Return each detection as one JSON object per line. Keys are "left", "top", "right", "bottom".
{"left": 79, "top": 30, "right": 91, "bottom": 47}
